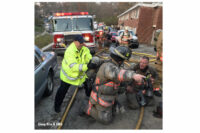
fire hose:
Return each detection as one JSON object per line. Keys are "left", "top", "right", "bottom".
{"left": 57, "top": 51, "right": 157, "bottom": 129}
{"left": 135, "top": 107, "right": 144, "bottom": 129}
{"left": 57, "top": 87, "right": 79, "bottom": 129}
{"left": 95, "top": 49, "right": 156, "bottom": 63}
{"left": 132, "top": 52, "right": 156, "bottom": 58}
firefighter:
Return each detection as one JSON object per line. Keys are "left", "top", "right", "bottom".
{"left": 154, "top": 31, "right": 163, "bottom": 92}
{"left": 81, "top": 46, "right": 145, "bottom": 124}
{"left": 126, "top": 56, "right": 160, "bottom": 109}
{"left": 153, "top": 29, "right": 162, "bottom": 51}
{"left": 103, "top": 26, "right": 112, "bottom": 48}
{"left": 54, "top": 35, "right": 93, "bottom": 113}
{"left": 119, "top": 27, "right": 133, "bottom": 47}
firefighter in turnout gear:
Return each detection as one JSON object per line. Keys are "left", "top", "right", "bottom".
{"left": 153, "top": 29, "right": 162, "bottom": 51}
{"left": 54, "top": 35, "right": 92, "bottom": 113}
{"left": 83, "top": 46, "right": 145, "bottom": 124}
{"left": 153, "top": 31, "right": 163, "bottom": 91}
{"left": 119, "top": 27, "right": 133, "bottom": 47}
{"left": 126, "top": 56, "right": 159, "bottom": 109}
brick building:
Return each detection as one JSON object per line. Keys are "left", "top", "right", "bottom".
{"left": 117, "top": 3, "right": 162, "bottom": 44}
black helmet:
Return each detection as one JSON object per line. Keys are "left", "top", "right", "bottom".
{"left": 110, "top": 46, "right": 131, "bottom": 62}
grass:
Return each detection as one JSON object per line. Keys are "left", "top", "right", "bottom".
{"left": 35, "top": 25, "right": 44, "bottom": 35}
{"left": 35, "top": 34, "right": 53, "bottom": 49}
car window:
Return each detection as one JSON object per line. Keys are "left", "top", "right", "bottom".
{"left": 129, "top": 31, "right": 135, "bottom": 36}
{"left": 35, "top": 55, "right": 40, "bottom": 69}
{"left": 111, "top": 33, "right": 117, "bottom": 36}
{"left": 35, "top": 50, "right": 43, "bottom": 63}
{"left": 119, "top": 31, "right": 123, "bottom": 36}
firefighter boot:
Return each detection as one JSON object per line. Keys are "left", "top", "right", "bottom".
{"left": 153, "top": 102, "right": 162, "bottom": 118}
{"left": 54, "top": 105, "right": 61, "bottom": 113}
{"left": 154, "top": 91, "right": 162, "bottom": 97}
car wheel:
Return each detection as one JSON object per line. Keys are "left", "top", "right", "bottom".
{"left": 43, "top": 72, "right": 54, "bottom": 97}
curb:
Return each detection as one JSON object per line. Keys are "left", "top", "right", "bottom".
{"left": 41, "top": 43, "right": 54, "bottom": 51}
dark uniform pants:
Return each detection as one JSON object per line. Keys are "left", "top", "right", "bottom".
{"left": 55, "top": 80, "right": 90, "bottom": 108}
{"left": 54, "top": 80, "right": 71, "bottom": 109}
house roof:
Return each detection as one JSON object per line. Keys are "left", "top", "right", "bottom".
{"left": 117, "top": 3, "right": 162, "bottom": 18}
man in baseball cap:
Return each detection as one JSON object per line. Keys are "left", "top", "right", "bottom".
{"left": 74, "top": 35, "right": 86, "bottom": 50}
{"left": 54, "top": 34, "right": 92, "bottom": 113}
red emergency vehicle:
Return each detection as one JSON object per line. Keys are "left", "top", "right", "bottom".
{"left": 51, "top": 12, "right": 96, "bottom": 54}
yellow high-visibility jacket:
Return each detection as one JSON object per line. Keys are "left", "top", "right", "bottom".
{"left": 60, "top": 42, "right": 92, "bottom": 86}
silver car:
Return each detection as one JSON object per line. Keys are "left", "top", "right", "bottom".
{"left": 34, "top": 45, "right": 58, "bottom": 104}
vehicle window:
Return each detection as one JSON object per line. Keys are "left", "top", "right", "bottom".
{"left": 35, "top": 55, "right": 40, "bottom": 69}
{"left": 111, "top": 33, "right": 117, "bottom": 36}
{"left": 53, "top": 19, "right": 72, "bottom": 32}
{"left": 129, "top": 31, "right": 135, "bottom": 36}
{"left": 119, "top": 31, "right": 123, "bottom": 36}
{"left": 35, "top": 50, "right": 43, "bottom": 62}
{"left": 98, "top": 26, "right": 104, "bottom": 30}
{"left": 73, "top": 18, "right": 93, "bottom": 31}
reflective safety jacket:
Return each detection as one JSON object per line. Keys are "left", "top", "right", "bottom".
{"left": 120, "top": 31, "right": 132, "bottom": 42}
{"left": 88, "top": 60, "right": 136, "bottom": 110}
{"left": 60, "top": 42, "right": 92, "bottom": 86}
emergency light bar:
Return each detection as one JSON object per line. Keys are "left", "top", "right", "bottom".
{"left": 54, "top": 12, "right": 89, "bottom": 16}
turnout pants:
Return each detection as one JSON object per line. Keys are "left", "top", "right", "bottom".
{"left": 153, "top": 61, "right": 162, "bottom": 89}
{"left": 126, "top": 86, "right": 155, "bottom": 109}
{"left": 86, "top": 102, "right": 113, "bottom": 124}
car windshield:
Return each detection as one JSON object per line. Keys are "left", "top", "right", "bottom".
{"left": 129, "top": 31, "right": 135, "bottom": 36}
{"left": 53, "top": 18, "right": 72, "bottom": 32}
{"left": 73, "top": 18, "right": 93, "bottom": 31}
{"left": 119, "top": 30, "right": 135, "bottom": 36}
{"left": 98, "top": 26, "right": 104, "bottom": 30}
{"left": 111, "top": 33, "right": 117, "bottom": 36}
{"left": 118, "top": 31, "right": 123, "bottom": 36}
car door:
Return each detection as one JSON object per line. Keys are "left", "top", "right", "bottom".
{"left": 34, "top": 54, "right": 46, "bottom": 102}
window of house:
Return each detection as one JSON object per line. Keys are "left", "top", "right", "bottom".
{"left": 131, "top": 8, "right": 140, "bottom": 19}
{"left": 131, "top": 11, "right": 135, "bottom": 19}
{"left": 135, "top": 8, "right": 139, "bottom": 18}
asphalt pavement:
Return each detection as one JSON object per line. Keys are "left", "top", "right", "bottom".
{"left": 35, "top": 44, "right": 162, "bottom": 129}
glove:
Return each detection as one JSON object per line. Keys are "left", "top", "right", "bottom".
{"left": 87, "top": 60, "right": 97, "bottom": 69}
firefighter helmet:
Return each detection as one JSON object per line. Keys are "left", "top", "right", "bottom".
{"left": 110, "top": 46, "right": 131, "bottom": 62}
